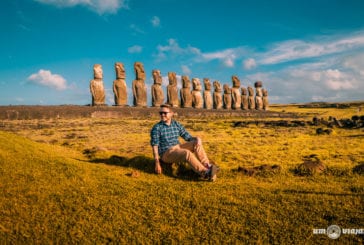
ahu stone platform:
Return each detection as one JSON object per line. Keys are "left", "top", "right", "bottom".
{"left": 0, "top": 105, "right": 297, "bottom": 120}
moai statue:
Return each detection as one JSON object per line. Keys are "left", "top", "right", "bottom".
{"left": 167, "top": 72, "right": 179, "bottom": 107}
{"left": 180, "top": 75, "right": 192, "bottom": 108}
{"left": 241, "top": 86, "right": 249, "bottom": 110}
{"left": 247, "top": 86, "right": 255, "bottom": 109}
{"left": 203, "top": 78, "right": 213, "bottom": 109}
{"left": 223, "top": 84, "right": 232, "bottom": 109}
{"left": 192, "top": 78, "right": 203, "bottom": 109}
{"left": 231, "top": 75, "right": 241, "bottom": 109}
{"left": 132, "top": 62, "right": 147, "bottom": 107}
{"left": 255, "top": 81, "right": 263, "bottom": 110}
{"left": 213, "top": 81, "right": 223, "bottom": 109}
{"left": 113, "top": 62, "right": 127, "bottom": 106}
{"left": 90, "top": 64, "right": 106, "bottom": 106}
{"left": 151, "top": 69, "right": 164, "bottom": 107}
{"left": 262, "top": 89, "right": 269, "bottom": 111}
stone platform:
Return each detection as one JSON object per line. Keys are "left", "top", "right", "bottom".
{"left": 0, "top": 105, "right": 297, "bottom": 120}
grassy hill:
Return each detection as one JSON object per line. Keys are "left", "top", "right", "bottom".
{"left": 0, "top": 105, "right": 363, "bottom": 243}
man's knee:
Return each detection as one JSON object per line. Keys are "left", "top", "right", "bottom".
{"left": 162, "top": 149, "right": 190, "bottom": 163}
{"left": 182, "top": 149, "right": 196, "bottom": 162}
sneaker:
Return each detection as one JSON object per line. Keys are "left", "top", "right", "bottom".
{"left": 209, "top": 164, "right": 220, "bottom": 182}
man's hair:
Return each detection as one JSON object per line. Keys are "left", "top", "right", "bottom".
{"left": 160, "top": 104, "right": 173, "bottom": 111}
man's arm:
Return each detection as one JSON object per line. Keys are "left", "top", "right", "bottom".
{"left": 177, "top": 122, "right": 202, "bottom": 147}
{"left": 152, "top": 145, "right": 162, "bottom": 174}
{"left": 150, "top": 124, "right": 162, "bottom": 174}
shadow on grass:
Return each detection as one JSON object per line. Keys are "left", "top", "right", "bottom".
{"left": 89, "top": 155, "right": 201, "bottom": 181}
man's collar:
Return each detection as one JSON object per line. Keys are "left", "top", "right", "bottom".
{"left": 160, "top": 119, "right": 174, "bottom": 126}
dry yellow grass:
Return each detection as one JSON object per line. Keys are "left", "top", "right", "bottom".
{"left": 0, "top": 104, "right": 363, "bottom": 243}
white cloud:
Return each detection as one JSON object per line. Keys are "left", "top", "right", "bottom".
{"left": 129, "top": 24, "right": 145, "bottom": 34}
{"left": 15, "top": 97, "right": 25, "bottom": 103}
{"left": 201, "top": 47, "right": 246, "bottom": 67}
{"left": 157, "top": 39, "right": 185, "bottom": 54}
{"left": 128, "top": 45, "right": 143, "bottom": 53}
{"left": 155, "top": 39, "right": 201, "bottom": 61}
{"left": 236, "top": 31, "right": 364, "bottom": 103}
{"left": 343, "top": 53, "right": 364, "bottom": 76}
{"left": 17, "top": 24, "right": 31, "bottom": 32}
{"left": 34, "top": 0, "right": 126, "bottom": 14}
{"left": 151, "top": 16, "right": 160, "bottom": 27}
{"left": 286, "top": 63, "right": 357, "bottom": 91}
{"left": 105, "top": 88, "right": 114, "bottom": 105}
{"left": 323, "top": 69, "right": 355, "bottom": 90}
{"left": 161, "top": 76, "right": 169, "bottom": 87}
{"left": 155, "top": 39, "right": 249, "bottom": 68}
{"left": 245, "top": 72, "right": 272, "bottom": 85}
{"left": 155, "top": 31, "right": 364, "bottom": 76}
{"left": 176, "top": 75, "right": 182, "bottom": 89}
{"left": 27, "top": 69, "right": 68, "bottom": 90}
{"left": 243, "top": 58, "right": 257, "bottom": 70}
{"left": 259, "top": 32, "right": 364, "bottom": 65}
{"left": 245, "top": 60, "right": 362, "bottom": 103}
{"left": 181, "top": 65, "right": 191, "bottom": 75}
{"left": 152, "top": 31, "right": 364, "bottom": 103}
{"left": 223, "top": 58, "right": 234, "bottom": 67}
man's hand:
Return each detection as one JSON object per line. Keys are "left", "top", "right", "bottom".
{"left": 195, "top": 137, "right": 202, "bottom": 146}
{"left": 155, "top": 159, "right": 162, "bottom": 174}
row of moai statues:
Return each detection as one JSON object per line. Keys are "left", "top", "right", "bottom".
{"left": 90, "top": 62, "right": 269, "bottom": 110}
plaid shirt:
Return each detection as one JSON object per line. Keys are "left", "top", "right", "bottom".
{"left": 150, "top": 120, "right": 193, "bottom": 156}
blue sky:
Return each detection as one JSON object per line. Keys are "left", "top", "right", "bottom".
{"left": 1, "top": 0, "right": 364, "bottom": 105}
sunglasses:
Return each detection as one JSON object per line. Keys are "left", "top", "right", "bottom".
{"left": 159, "top": 111, "right": 170, "bottom": 115}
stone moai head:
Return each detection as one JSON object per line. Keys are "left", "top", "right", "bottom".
{"left": 168, "top": 72, "right": 177, "bottom": 86}
{"left": 115, "top": 62, "right": 125, "bottom": 79}
{"left": 204, "top": 78, "right": 211, "bottom": 91}
{"left": 223, "top": 84, "right": 231, "bottom": 94}
{"left": 241, "top": 86, "right": 247, "bottom": 95}
{"left": 232, "top": 75, "right": 241, "bottom": 88}
{"left": 262, "top": 89, "right": 268, "bottom": 97}
{"left": 152, "top": 69, "right": 162, "bottom": 85}
{"left": 93, "top": 64, "right": 103, "bottom": 79}
{"left": 213, "top": 81, "right": 222, "bottom": 92}
{"left": 254, "top": 81, "right": 263, "bottom": 88}
{"left": 192, "top": 78, "right": 202, "bottom": 91}
{"left": 134, "top": 62, "right": 146, "bottom": 80}
{"left": 182, "top": 75, "right": 190, "bottom": 88}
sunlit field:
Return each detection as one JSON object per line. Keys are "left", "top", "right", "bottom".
{"left": 0, "top": 104, "right": 363, "bottom": 243}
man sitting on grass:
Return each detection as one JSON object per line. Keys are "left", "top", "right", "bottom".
{"left": 150, "top": 104, "right": 219, "bottom": 181}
